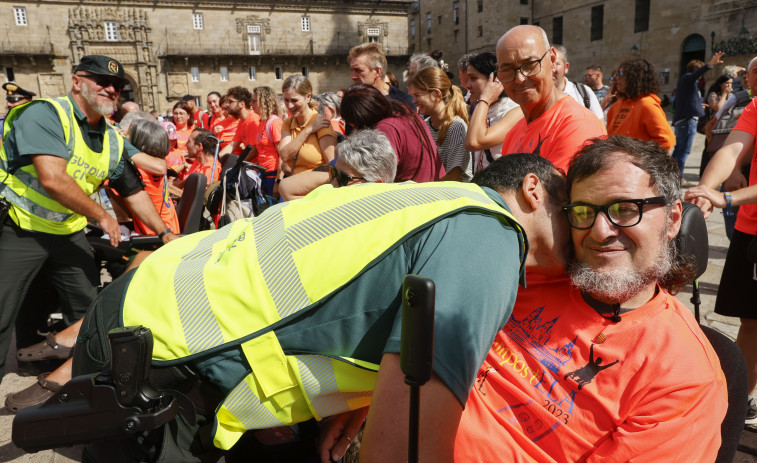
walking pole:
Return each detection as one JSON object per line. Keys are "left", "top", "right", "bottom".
{"left": 400, "top": 275, "right": 435, "bottom": 463}
{"left": 210, "top": 135, "right": 221, "bottom": 183}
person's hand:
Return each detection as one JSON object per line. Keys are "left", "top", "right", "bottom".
{"left": 708, "top": 51, "right": 725, "bottom": 68}
{"left": 160, "top": 232, "right": 179, "bottom": 244}
{"left": 98, "top": 213, "right": 121, "bottom": 247}
{"left": 479, "top": 73, "right": 505, "bottom": 105}
{"left": 309, "top": 115, "right": 331, "bottom": 132}
{"left": 724, "top": 169, "right": 748, "bottom": 192}
{"left": 318, "top": 407, "right": 368, "bottom": 463}
{"left": 684, "top": 186, "right": 718, "bottom": 218}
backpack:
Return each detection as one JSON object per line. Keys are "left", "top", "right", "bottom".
{"left": 575, "top": 83, "right": 592, "bottom": 109}
{"left": 201, "top": 162, "right": 270, "bottom": 229}
{"left": 707, "top": 90, "right": 752, "bottom": 154}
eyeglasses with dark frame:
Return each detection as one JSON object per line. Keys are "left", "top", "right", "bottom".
{"left": 329, "top": 164, "right": 366, "bottom": 187}
{"left": 76, "top": 73, "right": 125, "bottom": 92}
{"left": 496, "top": 50, "right": 550, "bottom": 83}
{"left": 561, "top": 196, "right": 667, "bottom": 230}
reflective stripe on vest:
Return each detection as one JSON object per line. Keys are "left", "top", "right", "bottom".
{"left": 122, "top": 181, "right": 525, "bottom": 449}
{"left": 0, "top": 97, "right": 123, "bottom": 234}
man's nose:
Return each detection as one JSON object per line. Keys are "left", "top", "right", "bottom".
{"left": 588, "top": 212, "right": 619, "bottom": 240}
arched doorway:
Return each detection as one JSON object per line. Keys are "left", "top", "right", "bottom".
{"left": 680, "top": 34, "right": 706, "bottom": 78}
{"left": 119, "top": 72, "right": 139, "bottom": 107}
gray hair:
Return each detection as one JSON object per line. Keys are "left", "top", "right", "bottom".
{"left": 722, "top": 65, "right": 740, "bottom": 78}
{"left": 120, "top": 110, "right": 156, "bottom": 135}
{"left": 337, "top": 129, "right": 397, "bottom": 183}
{"left": 315, "top": 92, "right": 342, "bottom": 117}
{"left": 458, "top": 53, "right": 476, "bottom": 72}
{"left": 409, "top": 53, "right": 441, "bottom": 72}
{"left": 127, "top": 119, "right": 170, "bottom": 159}
{"left": 553, "top": 44, "right": 568, "bottom": 63}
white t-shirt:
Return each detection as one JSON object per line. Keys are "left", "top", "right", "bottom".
{"left": 563, "top": 79, "right": 605, "bottom": 122}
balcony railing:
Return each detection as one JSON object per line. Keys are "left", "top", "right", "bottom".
{"left": 0, "top": 41, "right": 55, "bottom": 56}
{"left": 160, "top": 42, "right": 411, "bottom": 58}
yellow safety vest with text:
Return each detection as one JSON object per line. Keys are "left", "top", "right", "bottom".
{"left": 121, "top": 181, "right": 525, "bottom": 450}
{"left": 0, "top": 97, "right": 123, "bottom": 234}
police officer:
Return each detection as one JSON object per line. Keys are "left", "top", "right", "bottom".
{"left": 0, "top": 55, "right": 178, "bottom": 380}
{"left": 2, "top": 82, "right": 35, "bottom": 110}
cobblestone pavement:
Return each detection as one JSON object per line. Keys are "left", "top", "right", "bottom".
{"left": 0, "top": 133, "right": 755, "bottom": 461}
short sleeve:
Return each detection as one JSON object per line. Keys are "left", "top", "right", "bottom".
{"left": 734, "top": 99, "right": 757, "bottom": 138}
{"left": 316, "top": 124, "right": 338, "bottom": 141}
{"left": 10, "top": 101, "right": 69, "bottom": 159}
{"left": 384, "top": 212, "right": 522, "bottom": 405}
{"left": 270, "top": 117, "right": 283, "bottom": 145}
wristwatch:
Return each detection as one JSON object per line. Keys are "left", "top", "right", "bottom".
{"left": 158, "top": 228, "right": 173, "bottom": 239}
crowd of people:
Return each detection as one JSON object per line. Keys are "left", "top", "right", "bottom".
{"left": 0, "top": 21, "right": 755, "bottom": 463}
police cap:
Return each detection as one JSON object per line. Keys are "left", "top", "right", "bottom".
{"left": 75, "top": 55, "right": 128, "bottom": 85}
{"left": 2, "top": 82, "right": 35, "bottom": 102}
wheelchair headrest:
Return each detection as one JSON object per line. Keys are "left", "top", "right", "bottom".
{"left": 676, "top": 202, "right": 709, "bottom": 280}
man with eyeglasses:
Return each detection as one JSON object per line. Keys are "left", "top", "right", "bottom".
{"left": 456, "top": 136, "right": 727, "bottom": 462}
{"left": 218, "top": 86, "right": 260, "bottom": 158}
{"left": 584, "top": 65, "right": 610, "bottom": 103}
{"left": 0, "top": 55, "right": 178, "bottom": 382}
{"left": 495, "top": 25, "right": 605, "bottom": 171}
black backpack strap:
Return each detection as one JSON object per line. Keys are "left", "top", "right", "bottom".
{"left": 575, "top": 83, "right": 591, "bottom": 109}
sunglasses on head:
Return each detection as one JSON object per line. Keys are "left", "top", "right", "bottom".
{"left": 329, "top": 164, "right": 366, "bottom": 187}
{"left": 77, "top": 73, "right": 125, "bottom": 92}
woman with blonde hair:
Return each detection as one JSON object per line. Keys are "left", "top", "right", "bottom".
{"left": 241, "top": 86, "right": 284, "bottom": 197}
{"left": 410, "top": 66, "right": 472, "bottom": 181}
{"left": 277, "top": 74, "right": 337, "bottom": 176}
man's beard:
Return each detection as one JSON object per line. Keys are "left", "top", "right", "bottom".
{"left": 568, "top": 227, "right": 674, "bottom": 304}
{"left": 81, "top": 81, "right": 115, "bottom": 116}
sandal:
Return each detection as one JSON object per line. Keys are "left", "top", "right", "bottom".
{"left": 5, "top": 373, "right": 61, "bottom": 414}
{"left": 16, "top": 331, "right": 72, "bottom": 362}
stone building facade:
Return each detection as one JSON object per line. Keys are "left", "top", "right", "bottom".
{"left": 0, "top": 0, "right": 413, "bottom": 113}
{"left": 409, "top": 0, "right": 757, "bottom": 94}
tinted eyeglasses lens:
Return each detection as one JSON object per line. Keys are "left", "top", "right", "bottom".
{"left": 80, "top": 74, "right": 124, "bottom": 91}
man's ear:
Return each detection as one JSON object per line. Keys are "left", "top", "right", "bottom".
{"left": 564, "top": 61, "right": 570, "bottom": 75}
{"left": 666, "top": 199, "right": 683, "bottom": 239}
{"left": 519, "top": 172, "right": 544, "bottom": 211}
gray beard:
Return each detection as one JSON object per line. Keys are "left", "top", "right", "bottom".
{"left": 568, "top": 235, "right": 674, "bottom": 304}
{"left": 81, "top": 81, "right": 115, "bottom": 116}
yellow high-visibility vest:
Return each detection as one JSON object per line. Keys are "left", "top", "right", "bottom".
{"left": 0, "top": 97, "right": 123, "bottom": 234}
{"left": 122, "top": 181, "right": 525, "bottom": 449}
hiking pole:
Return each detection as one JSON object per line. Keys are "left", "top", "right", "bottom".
{"left": 209, "top": 135, "right": 221, "bottom": 183}
{"left": 400, "top": 275, "right": 435, "bottom": 463}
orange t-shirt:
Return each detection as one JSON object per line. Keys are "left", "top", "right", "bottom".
{"left": 165, "top": 146, "right": 185, "bottom": 173}
{"left": 232, "top": 111, "right": 261, "bottom": 148}
{"left": 185, "top": 157, "right": 221, "bottom": 185}
{"left": 132, "top": 166, "right": 180, "bottom": 235}
{"left": 210, "top": 114, "right": 239, "bottom": 151}
{"left": 606, "top": 93, "right": 675, "bottom": 151}
{"left": 454, "top": 273, "right": 727, "bottom": 463}
{"left": 502, "top": 96, "right": 606, "bottom": 171}
{"left": 251, "top": 116, "right": 283, "bottom": 173}
{"left": 734, "top": 99, "right": 757, "bottom": 234}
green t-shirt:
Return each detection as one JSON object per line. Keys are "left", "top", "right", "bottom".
{"left": 2, "top": 94, "right": 142, "bottom": 194}
{"left": 195, "top": 187, "right": 524, "bottom": 406}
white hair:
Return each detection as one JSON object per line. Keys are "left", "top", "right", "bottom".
{"left": 337, "top": 129, "right": 397, "bottom": 183}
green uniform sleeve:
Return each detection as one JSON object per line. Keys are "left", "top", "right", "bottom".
{"left": 6, "top": 101, "right": 68, "bottom": 160}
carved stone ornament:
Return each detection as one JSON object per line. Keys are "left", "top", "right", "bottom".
{"left": 235, "top": 16, "right": 272, "bottom": 35}
{"left": 167, "top": 72, "right": 189, "bottom": 98}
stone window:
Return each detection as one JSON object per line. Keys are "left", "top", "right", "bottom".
{"left": 426, "top": 13, "right": 431, "bottom": 34}
{"left": 193, "top": 13, "right": 203, "bottom": 30}
{"left": 367, "top": 27, "right": 380, "bottom": 43}
{"left": 249, "top": 67, "right": 256, "bottom": 81}
{"left": 5, "top": 67, "right": 14, "bottom": 82}
{"left": 275, "top": 66, "right": 283, "bottom": 80}
{"left": 520, "top": 0, "right": 528, "bottom": 4}
{"left": 13, "top": 7, "right": 26, "bottom": 26}
{"left": 220, "top": 66, "right": 228, "bottom": 82}
{"left": 477, "top": 25, "right": 483, "bottom": 37}
{"left": 191, "top": 67, "right": 199, "bottom": 82}
{"left": 105, "top": 21, "right": 119, "bottom": 41}
{"left": 302, "top": 66, "right": 309, "bottom": 77}
{"left": 634, "top": 0, "right": 650, "bottom": 33}
{"left": 453, "top": 2, "right": 460, "bottom": 26}
{"left": 477, "top": 0, "right": 483, "bottom": 13}
{"left": 552, "top": 16, "right": 562, "bottom": 45}
{"left": 520, "top": 17, "right": 529, "bottom": 25}
{"left": 590, "top": 5, "right": 603, "bottom": 41}
{"left": 248, "top": 32, "right": 261, "bottom": 55}
{"left": 301, "top": 16, "right": 310, "bottom": 32}
{"left": 410, "top": 19, "right": 416, "bottom": 39}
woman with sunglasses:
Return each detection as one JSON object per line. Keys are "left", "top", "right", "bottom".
{"left": 340, "top": 84, "right": 445, "bottom": 183}
{"left": 410, "top": 66, "right": 472, "bottom": 181}
{"left": 606, "top": 58, "right": 675, "bottom": 151}
{"left": 277, "top": 75, "right": 337, "bottom": 177}
{"left": 278, "top": 129, "right": 397, "bottom": 201}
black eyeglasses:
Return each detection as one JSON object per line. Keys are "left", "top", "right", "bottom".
{"left": 77, "top": 73, "right": 125, "bottom": 92}
{"left": 561, "top": 196, "right": 667, "bottom": 230}
{"left": 329, "top": 164, "right": 366, "bottom": 187}
{"left": 496, "top": 50, "right": 549, "bottom": 83}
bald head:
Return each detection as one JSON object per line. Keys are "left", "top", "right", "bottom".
{"left": 122, "top": 101, "right": 139, "bottom": 113}
{"left": 495, "top": 25, "right": 558, "bottom": 122}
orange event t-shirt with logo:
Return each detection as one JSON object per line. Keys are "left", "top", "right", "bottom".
{"left": 502, "top": 96, "right": 606, "bottom": 172}
{"left": 210, "top": 115, "right": 239, "bottom": 151}
{"left": 132, "top": 166, "right": 180, "bottom": 235}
